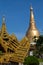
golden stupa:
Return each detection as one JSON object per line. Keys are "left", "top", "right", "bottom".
{"left": 26, "top": 6, "right": 40, "bottom": 42}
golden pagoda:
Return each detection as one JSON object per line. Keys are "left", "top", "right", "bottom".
{"left": 0, "top": 16, "right": 30, "bottom": 64}
{"left": 26, "top": 6, "right": 40, "bottom": 42}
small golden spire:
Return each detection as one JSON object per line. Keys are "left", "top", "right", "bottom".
{"left": 2, "top": 16, "right": 6, "bottom": 30}
{"left": 1, "top": 16, "right": 7, "bottom": 36}
{"left": 30, "top": 5, "right": 34, "bottom": 22}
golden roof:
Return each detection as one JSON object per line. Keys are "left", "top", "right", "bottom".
{"left": 0, "top": 16, "right": 30, "bottom": 63}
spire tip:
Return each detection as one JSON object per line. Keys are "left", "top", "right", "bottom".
{"left": 2, "top": 15, "right": 6, "bottom": 23}
{"left": 30, "top": 5, "right": 33, "bottom": 10}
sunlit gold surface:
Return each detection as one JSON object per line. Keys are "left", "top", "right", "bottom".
{"left": 0, "top": 16, "right": 30, "bottom": 63}
{"left": 26, "top": 6, "right": 40, "bottom": 42}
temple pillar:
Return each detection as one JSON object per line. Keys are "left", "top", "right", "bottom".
{"left": 19, "top": 63, "right": 23, "bottom": 65}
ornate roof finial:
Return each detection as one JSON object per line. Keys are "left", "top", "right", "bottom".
{"left": 2, "top": 16, "right": 6, "bottom": 24}
{"left": 30, "top": 5, "right": 33, "bottom": 10}
{"left": 30, "top": 5, "right": 35, "bottom": 22}
{"left": 1, "top": 16, "right": 7, "bottom": 36}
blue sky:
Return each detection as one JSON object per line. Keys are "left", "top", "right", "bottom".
{"left": 0, "top": 0, "right": 43, "bottom": 40}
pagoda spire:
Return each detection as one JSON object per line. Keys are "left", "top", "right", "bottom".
{"left": 2, "top": 16, "right": 6, "bottom": 31}
{"left": 30, "top": 5, "right": 34, "bottom": 22}
{"left": 1, "top": 16, "right": 7, "bottom": 36}
{"left": 29, "top": 5, "right": 36, "bottom": 30}
{"left": 26, "top": 6, "right": 40, "bottom": 42}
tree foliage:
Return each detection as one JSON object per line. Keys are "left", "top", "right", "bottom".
{"left": 23, "top": 56, "right": 39, "bottom": 65}
{"left": 33, "top": 35, "right": 43, "bottom": 57}
{"left": 36, "top": 35, "right": 43, "bottom": 46}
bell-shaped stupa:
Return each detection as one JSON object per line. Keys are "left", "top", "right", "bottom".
{"left": 26, "top": 6, "right": 40, "bottom": 42}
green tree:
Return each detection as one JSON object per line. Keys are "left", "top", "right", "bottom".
{"left": 36, "top": 35, "right": 43, "bottom": 53}
{"left": 36, "top": 35, "right": 43, "bottom": 47}
{"left": 33, "top": 35, "right": 43, "bottom": 57}
{"left": 23, "top": 56, "right": 39, "bottom": 65}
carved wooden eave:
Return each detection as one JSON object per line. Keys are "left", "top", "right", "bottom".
{"left": 0, "top": 16, "right": 30, "bottom": 63}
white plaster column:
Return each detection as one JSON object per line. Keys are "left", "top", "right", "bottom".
{"left": 19, "top": 63, "right": 23, "bottom": 65}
